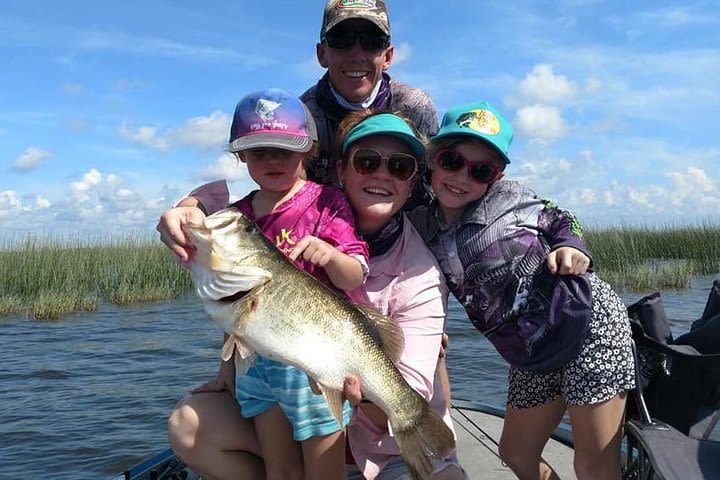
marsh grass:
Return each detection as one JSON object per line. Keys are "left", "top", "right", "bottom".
{"left": 1, "top": 224, "right": 718, "bottom": 319}
{"left": 584, "top": 223, "right": 720, "bottom": 291}
{"left": 0, "top": 236, "right": 190, "bottom": 319}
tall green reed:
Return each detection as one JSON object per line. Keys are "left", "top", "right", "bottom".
{"left": 0, "top": 235, "right": 190, "bottom": 319}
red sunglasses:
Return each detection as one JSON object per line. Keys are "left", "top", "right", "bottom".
{"left": 433, "top": 149, "right": 502, "bottom": 184}
{"left": 349, "top": 148, "right": 418, "bottom": 181}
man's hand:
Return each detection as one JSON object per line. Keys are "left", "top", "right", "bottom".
{"left": 308, "top": 375, "right": 363, "bottom": 405}
{"left": 156, "top": 206, "right": 206, "bottom": 264}
{"left": 547, "top": 246, "right": 590, "bottom": 275}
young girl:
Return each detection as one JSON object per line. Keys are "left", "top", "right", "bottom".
{"left": 173, "top": 88, "right": 368, "bottom": 480}
{"left": 411, "top": 101, "right": 635, "bottom": 480}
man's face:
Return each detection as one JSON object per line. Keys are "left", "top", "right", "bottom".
{"left": 317, "top": 19, "right": 394, "bottom": 103}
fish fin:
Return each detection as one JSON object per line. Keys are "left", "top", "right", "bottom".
{"left": 220, "top": 336, "right": 235, "bottom": 362}
{"left": 233, "top": 351, "right": 256, "bottom": 376}
{"left": 392, "top": 402, "right": 456, "bottom": 480}
{"left": 316, "top": 383, "right": 346, "bottom": 428}
{"left": 357, "top": 306, "right": 405, "bottom": 363}
{"left": 221, "top": 336, "right": 256, "bottom": 376}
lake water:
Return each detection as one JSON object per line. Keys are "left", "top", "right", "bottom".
{"left": 1, "top": 275, "right": 717, "bottom": 480}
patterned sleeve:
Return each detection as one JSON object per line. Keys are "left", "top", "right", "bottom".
{"left": 538, "top": 198, "right": 593, "bottom": 263}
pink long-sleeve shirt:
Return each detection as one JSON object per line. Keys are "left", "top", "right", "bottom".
{"left": 346, "top": 214, "right": 456, "bottom": 480}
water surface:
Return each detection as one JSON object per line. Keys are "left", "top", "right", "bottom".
{"left": 0, "top": 275, "right": 716, "bottom": 479}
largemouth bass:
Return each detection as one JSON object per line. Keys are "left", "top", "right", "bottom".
{"left": 184, "top": 207, "right": 455, "bottom": 480}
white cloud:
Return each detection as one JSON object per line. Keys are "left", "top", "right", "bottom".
{"left": 11, "top": 146, "right": 53, "bottom": 171}
{"left": 119, "top": 111, "right": 230, "bottom": 153}
{"left": 392, "top": 42, "right": 412, "bottom": 65}
{"left": 119, "top": 121, "right": 169, "bottom": 152}
{"left": 514, "top": 104, "right": 567, "bottom": 140}
{"left": 166, "top": 110, "right": 231, "bottom": 151}
{"left": 196, "top": 153, "right": 249, "bottom": 182}
{"left": 517, "top": 64, "right": 578, "bottom": 104}
{"left": 579, "top": 188, "right": 597, "bottom": 204}
{"left": 61, "top": 83, "right": 83, "bottom": 94}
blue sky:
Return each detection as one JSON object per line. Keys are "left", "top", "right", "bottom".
{"left": 1, "top": 0, "right": 719, "bottom": 237}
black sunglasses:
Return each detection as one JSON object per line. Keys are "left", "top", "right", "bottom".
{"left": 434, "top": 149, "right": 501, "bottom": 184}
{"left": 350, "top": 148, "right": 417, "bottom": 181}
{"left": 325, "top": 31, "right": 390, "bottom": 52}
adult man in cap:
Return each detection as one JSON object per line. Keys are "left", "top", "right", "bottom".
{"left": 303, "top": 0, "right": 438, "bottom": 196}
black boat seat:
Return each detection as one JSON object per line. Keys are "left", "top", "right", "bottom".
{"left": 625, "top": 419, "right": 720, "bottom": 479}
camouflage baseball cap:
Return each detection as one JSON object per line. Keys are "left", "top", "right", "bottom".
{"left": 320, "top": 0, "right": 391, "bottom": 40}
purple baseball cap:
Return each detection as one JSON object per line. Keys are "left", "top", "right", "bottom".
{"left": 228, "top": 88, "right": 318, "bottom": 153}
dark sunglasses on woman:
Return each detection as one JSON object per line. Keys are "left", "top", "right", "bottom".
{"left": 434, "top": 149, "right": 501, "bottom": 184}
{"left": 324, "top": 31, "right": 390, "bottom": 52}
{"left": 350, "top": 148, "right": 418, "bottom": 181}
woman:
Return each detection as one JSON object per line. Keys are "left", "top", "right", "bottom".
{"left": 158, "top": 111, "right": 464, "bottom": 479}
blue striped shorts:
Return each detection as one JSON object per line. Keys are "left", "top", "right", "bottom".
{"left": 235, "top": 355, "right": 351, "bottom": 441}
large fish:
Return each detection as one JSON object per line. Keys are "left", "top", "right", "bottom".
{"left": 184, "top": 207, "right": 455, "bottom": 480}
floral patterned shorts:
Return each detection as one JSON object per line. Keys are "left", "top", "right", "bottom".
{"left": 507, "top": 274, "right": 636, "bottom": 408}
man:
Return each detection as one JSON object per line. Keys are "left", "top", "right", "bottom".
{"left": 302, "top": 0, "right": 438, "bottom": 196}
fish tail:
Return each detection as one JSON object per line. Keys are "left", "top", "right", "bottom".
{"left": 392, "top": 404, "right": 456, "bottom": 480}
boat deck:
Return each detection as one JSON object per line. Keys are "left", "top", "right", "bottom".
{"left": 451, "top": 400, "right": 575, "bottom": 479}
{"left": 117, "top": 401, "right": 576, "bottom": 479}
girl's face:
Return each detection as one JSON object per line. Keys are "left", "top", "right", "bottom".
{"left": 430, "top": 140, "right": 505, "bottom": 224}
{"left": 338, "top": 134, "right": 416, "bottom": 234}
{"left": 240, "top": 148, "right": 305, "bottom": 194}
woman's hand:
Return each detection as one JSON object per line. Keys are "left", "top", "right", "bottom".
{"left": 156, "top": 205, "right": 206, "bottom": 264}
{"left": 547, "top": 246, "right": 590, "bottom": 275}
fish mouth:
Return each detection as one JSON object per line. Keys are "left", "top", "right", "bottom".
{"left": 218, "top": 290, "right": 249, "bottom": 302}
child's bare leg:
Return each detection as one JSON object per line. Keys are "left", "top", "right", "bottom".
{"left": 498, "top": 396, "right": 566, "bottom": 480}
{"left": 302, "top": 429, "right": 347, "bottom": 480}
{"left": 567, "top": 392, "right": 627, "bottom": 480}
{"left": 168, "top": 391, "right": 265, "bottom": 480}
{"left": 254, "top": 404, "right": 304, "bottom": 480}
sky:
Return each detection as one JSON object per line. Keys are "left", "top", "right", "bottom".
{"left": 1, "top": 0, "right": 719, "bottom": 239}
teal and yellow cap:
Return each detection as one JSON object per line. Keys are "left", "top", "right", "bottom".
{"left": 432, "top": 101, "right": 513, "bottom": 164}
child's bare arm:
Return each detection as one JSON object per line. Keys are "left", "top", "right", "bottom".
{"left": 288, "top": 236, "right": 365, "bottom": 290}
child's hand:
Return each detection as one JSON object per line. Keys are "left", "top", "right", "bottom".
{"left": 547, "top": 247, "right": 590, "bottom": 275}
{"left": 288, "top": 236, "right": 336, "bottom": 267}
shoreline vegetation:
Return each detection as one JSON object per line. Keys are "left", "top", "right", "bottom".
{"left": 1, "top": 225, "right": 719, "bottom": 320}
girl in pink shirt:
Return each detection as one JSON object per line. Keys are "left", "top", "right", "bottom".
{"left": 167, "top": 88, "right": 368, "bottom": 480}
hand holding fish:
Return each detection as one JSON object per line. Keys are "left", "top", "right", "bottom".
{"left": 287, "top": 235, "right": 336, "bottom": 267}
{"left": 288, "top": 235, "right": 366, "bottom": 291}
{"left": 190, "top": 359, "right": 235, "bottom": 396}
{"left": 156, "top": 205, "right": 206, "bottom": 264}
{"left": 547, "top": 246, "right": 590, "bottom": 276}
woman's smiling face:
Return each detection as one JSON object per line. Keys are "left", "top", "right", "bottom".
{"left": 339, "top": 134, "right": 415, "bottom": 235}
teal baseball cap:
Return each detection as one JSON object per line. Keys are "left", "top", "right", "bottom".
{"left": 342, "top": 113, "right": 425, "bottom": 161}
{"left": 432, "top": 101, "right": 513, "bottom": 164}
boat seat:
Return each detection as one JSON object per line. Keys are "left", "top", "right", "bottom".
{"left": 624, "top": 418, "right": 720, "bottom": 479}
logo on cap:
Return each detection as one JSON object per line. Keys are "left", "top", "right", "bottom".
{"left": 336, "top": 0, "right": 377, "bottom": 9}
{"left": 255, "top": 99, "right": 281, "bottom": 121}
{"left": 457, "top": 109, "right": 501, "bottom": 136}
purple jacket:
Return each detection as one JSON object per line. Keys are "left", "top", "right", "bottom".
{"left": 410, "top": 180, "right": 594, "bottom": 372}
